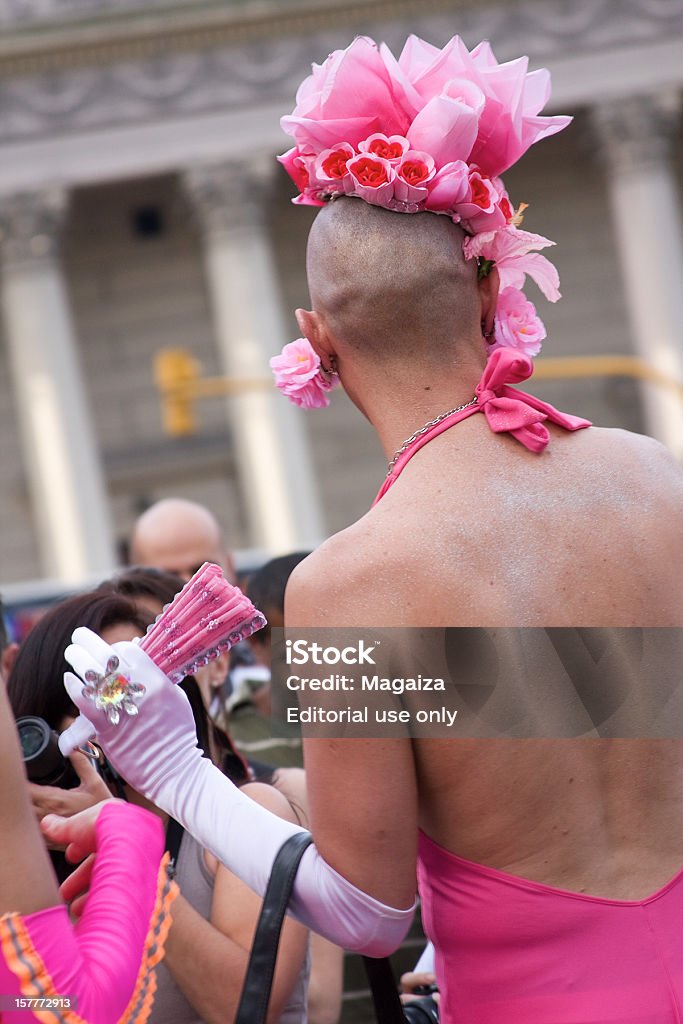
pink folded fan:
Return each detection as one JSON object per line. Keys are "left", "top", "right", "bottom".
{"left": 139, "top": 561, "right": 266, "bottom": 683}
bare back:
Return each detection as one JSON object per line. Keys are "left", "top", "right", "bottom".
{"left": 288, "top": 421, "right": 683, "bottom": 902}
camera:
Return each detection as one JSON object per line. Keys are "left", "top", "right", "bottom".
{"left": 17, "top": 716, "right": 80, "bottom": 789}
{"left": 402, "top": 994, "right": 440, "bottom": 1024}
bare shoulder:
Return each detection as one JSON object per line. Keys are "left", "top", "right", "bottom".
{"left": 240, "top": 781, "right": 299, "bottom": 824}
{"left": 284, "top": 511, "right": 407, "bottom": 627}
{"left": 582, "top": 426, "right": 683, "bottom": 495}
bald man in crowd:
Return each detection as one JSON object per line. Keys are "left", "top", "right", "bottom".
{"left": 130, "top": 498, "right": 235, "bottom": 583}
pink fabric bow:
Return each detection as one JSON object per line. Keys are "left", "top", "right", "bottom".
{"left": 373, "top": 346, "right": 591, "bottom": 505}
{"left": 476, "top": 347, "right": 590, "bottom": 453}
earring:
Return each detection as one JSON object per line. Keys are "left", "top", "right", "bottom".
{"left": 321, "top": 356, "right": 338, "bottom": 375}
{"left": 481, "top": 320, "right": 495, "bottom": 341}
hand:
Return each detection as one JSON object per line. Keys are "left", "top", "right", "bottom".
{"left": 60, "top": 628, "right": 201, "bottom": 809}
{"left": 41, "top": 798, "right": 116, "bottom": 864}
{"left": 29, "top": 749, "right": 112, "bottom": 847}
{"left": 399, "top": 971, "right": 440, "bottom": 1005}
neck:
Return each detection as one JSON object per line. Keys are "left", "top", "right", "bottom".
{"left": 354, "top": 352, "right": 486, "bottom": 463}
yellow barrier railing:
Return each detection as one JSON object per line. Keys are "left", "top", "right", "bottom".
{"left": 155, "top": 348, "right": 683, "bottom": 438}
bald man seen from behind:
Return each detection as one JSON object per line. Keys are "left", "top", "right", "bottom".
{"left": 130, "top": 498, "right": 235, "bottom": 584}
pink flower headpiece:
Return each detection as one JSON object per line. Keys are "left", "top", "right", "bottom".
{"left": 271, "top": 35, "right": 571, "bottom": 406}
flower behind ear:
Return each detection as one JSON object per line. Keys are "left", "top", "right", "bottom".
{"left": 269, "top": 337, "right": 339, "bottom": 409}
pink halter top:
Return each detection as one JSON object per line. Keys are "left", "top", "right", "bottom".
{"left": 374, "top": 347, "right": 591, "bottom": 504}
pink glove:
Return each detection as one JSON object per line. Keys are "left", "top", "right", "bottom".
{"left": 0, "top": 802, "right": 176, "bottom": 1024}
{"left": 61, "top": 629, "right": 415, "bottom": 955}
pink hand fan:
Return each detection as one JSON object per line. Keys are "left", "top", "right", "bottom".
{"left": 139, "top": 562, "right": 266, "bottom": 683}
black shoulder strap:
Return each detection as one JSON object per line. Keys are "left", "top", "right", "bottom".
{"left": 363, "top": 954, "right": 406, "bottom": 1024}
{"left": 235, "top": 831, "right": 313, "bottom": 1024}
{"left": 164, "top": 817, "right": 184, "bottom": 866}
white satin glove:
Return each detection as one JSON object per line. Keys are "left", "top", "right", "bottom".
{"left": 61, "top": 628, "right": 415, "bottom": 955}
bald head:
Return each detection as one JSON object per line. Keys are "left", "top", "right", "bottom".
{"left": 306, "top": 197, "right": 481, "bottom": 363}
{"left": 131, "top": 498, "right": 233, "bottom": 582}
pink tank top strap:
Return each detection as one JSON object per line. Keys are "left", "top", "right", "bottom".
{"left": 374, "top": 347, "right": 591, "bottom": 505}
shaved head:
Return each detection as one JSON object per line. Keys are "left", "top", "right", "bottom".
{"left": 306, "top": 197, "right": 481, "bottom": 364}
{"left": 130, "top": 498, "right": 233, "bottom": 582}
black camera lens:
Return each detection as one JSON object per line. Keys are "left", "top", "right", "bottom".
{"left": 403, "top": 995, "right": 440, "bottom": 1024}
{"left": 16, "top": 716, "right": 79, "bottom": 789}
{"left": 18, "top": 718, "right": 47, "bottom": 759}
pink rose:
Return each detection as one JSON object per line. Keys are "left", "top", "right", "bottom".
{"left": 463, "top": 225, "right": 561, "bottom": 301}
{"left": 455, "top": 168, "right": 508, "bottom": 234}
{"left": 358, "top": 133, "right": 410, "bottom": 163}
{"left": 406, "top": 81, "right": 484, "bottom": 168}
{"left": 346, "top": 154, "right": 396, "bottom": 205}
{"left": 491, "top": 287, "right": 546, "bottom": 357}
{"left": 277, "top": 147, "right": 325, "bottom": 207}
{"left": 424, "top": 160, "right": 469, "bottom": 212}
{"left": 394, "top": 151, "right": 435, "bottom": 203}
{"left": 269, "top": 338, "right": 338, "bottom": 409}
{"left": 313, "top": 143, "right": 356, "bottom": 195}
{"left": 281, "top": 37, "right": 409, "bottom": 152}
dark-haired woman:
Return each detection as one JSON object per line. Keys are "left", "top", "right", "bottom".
{"left": 8, "top": 588, "right": 309, "bottom": 1024}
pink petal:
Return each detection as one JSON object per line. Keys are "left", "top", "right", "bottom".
{"left": 281, "top": 114, "right": 380, "bottom": 151}
{"left": 511, "top": 253, "right": 561, "bottom": 302}
{"left": 424, "top": 160, "right": 470, "bottom": 212}
{"left": 407, "top": 94, "right": 480, "bottom": 167}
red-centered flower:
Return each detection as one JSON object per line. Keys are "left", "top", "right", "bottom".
{"left": 499, "top": 195, "right": 513, "bottom": 222}
{"left": 470, "top": 173, "right": 493, "bottom": 209}
{"left": 351, "top": 156, "right": 390, "bottom": 188}
{"left": 368, "top": 138, "right": 405, "bottom": 160}
{"left": 398, "top": 158, "right": 431, "bottom": 186}
{"left": 322, "top": 148, "right": 352, "bottom": 179}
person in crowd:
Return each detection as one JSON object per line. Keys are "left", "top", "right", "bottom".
{"left": 9, "top": 589, "right": 310, "bottom": 1024}
{"left": 54, "top": 32, "right": 683, "bottom": 1024}
{"left": 214, "top": 552, "right": 310, "bottom": 770}
{"left": 102, "top": 566, "right": 343, "bottom": 1024}
{"left": 130, "top": 498, "right": 235, "bottom": 584}
{"left": 129, "top": 498, "right": 249, "bottom": 717}
{"left": 0, "top": 611, "right": 175, "bottom": 1019}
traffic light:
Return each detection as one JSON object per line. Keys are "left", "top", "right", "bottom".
{"left": 154, "top": 348, "right": 201, "bottom": 437}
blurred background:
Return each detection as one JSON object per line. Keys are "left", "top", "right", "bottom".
{"left": 1, "top": 0, "right": 683, "bottom": 596}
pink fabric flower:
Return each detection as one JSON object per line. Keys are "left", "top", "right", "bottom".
{"left": 394, "top": 151, "right": 435, "bottom": 203}
{"left": 455, "top": 168, "right": 508, "bottom": 234}
{"left": 278, "top": 148, "right": 324, "bottom": 207}
{"left": 406, "top": 79, "right": 485, "bottom": 168}
{"left": 424, "top": 160, "right": 470, "bottom": 212}
{"left": 380, "top": 34, "right": 570, "bottom": 177}
{"left": 346, "top": 153, "right": 396, "bottom": 205}
{"left": 491, "top": 287, "right": 546, "bottom": 357}
{"left": 464, "top": 225, "right": 561, "bottom": 301}
{"left": 269, "top": 338, "right": 338, "bottom": 409}
{"left": 358, "top": 134, "right": 409, "bottom": 163}
{"left": 281, "top": 37, "right": 409, "bottom": 152}
{"left": 313, "top": 143, "right": 356, "bottom": 195}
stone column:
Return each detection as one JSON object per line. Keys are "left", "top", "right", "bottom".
{"left": 184, "top": 158, "right": 325, "bottom": 552}
{"left": 0, "top": 188, "right": 115, "bottom": 582}
{"left": 593, "top": 92, "right": 683, "bottom": 457}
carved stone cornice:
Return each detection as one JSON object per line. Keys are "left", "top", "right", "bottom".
{"left": 183, "top": 157, "right": 276, "bottom": 235}
{"left": 0, "top": 0, "right": 682, "bottom": 143}
{"left": 0, "top": 187, "right": 68, "bottom": 267}
{"left": 592, "top": 91, "right": 682, "bottom": 173}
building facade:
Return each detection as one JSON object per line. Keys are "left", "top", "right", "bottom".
{"left": 1, "top": 0, "right": 682, "bottom": 586}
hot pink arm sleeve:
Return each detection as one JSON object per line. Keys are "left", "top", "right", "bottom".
{"left": 0, "top": 802, "right": 176, "bottom": 1024}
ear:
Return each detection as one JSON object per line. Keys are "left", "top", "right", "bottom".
{"left": 295, "top": 308, "right": 337, "bottom": 370}
{"left": 0, "top": 642, "right": 18, "bottom": 683}
{"left": 478, "top": 266, "right": 500, "bottom": 339}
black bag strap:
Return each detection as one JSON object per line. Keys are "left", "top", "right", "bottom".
{"left": 164, "top": 817, "right": 185, "bottom": 866}
{"left": 363, "top": 954, "right": 406, "bottom": 1024}
{"left": 235, "top": 831, "right": 313, "bottom": 1024}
